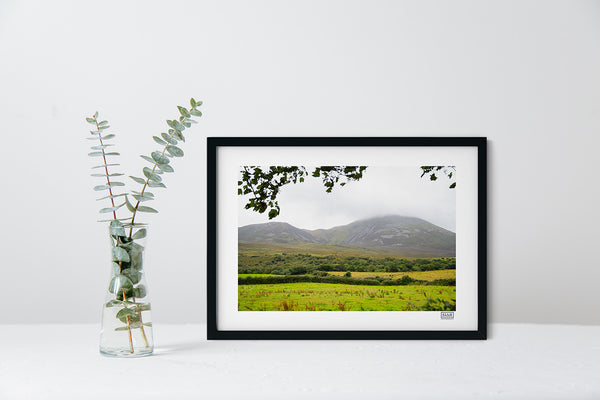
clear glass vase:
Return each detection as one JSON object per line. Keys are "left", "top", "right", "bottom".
{"left": 100, "top": 222, "right": 154, "bottom": 357}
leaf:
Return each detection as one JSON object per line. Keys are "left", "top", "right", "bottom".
{"left": 93, "top": 185, "right": 110, "bottom": 191}
{"left": 132, "top": 228, "right": 147, "bottom": 240}
{"left": 105, "top": 299, "right": 123, "bottom": 308}
{"left": 86, "top": 117, "right": 95, "bottom": 123}
{"left": 136, "top": 156, "right": 153, "bottom": 166}
{"left": 112, "top": 247, "right": 130, "bottom": 262}
{"left": 166, "top": 145, "right": 184, "bottom": 157}
{"left": 134, "top": 284, "right": 147, "bottom": 298}
{"left": 90, "top": 144, "right": 114, "bottom": 150}
{"left": 147, "top": 181, "right": 166, "bottom": 188}
{"left": 130, "top": 176, "right": 147, "bottom": 185}
{"left": 114, "top": 326, "right": 130, "bottom": 331}
{"left": 190, "top": 109, "right": 202, "bottom": 117}
{"left": 98, "top": 120, "right": 109, "bottom": 126}
{"left": 112, "top": 262, "right": 121, "bottom": 275}
{"left": 110, "top": 220, "right": 126, "bottom": 236}
{"left": 108, "top": 274, "right": 133, "bottom": 294}
{"left": 88, "top": 151, "right": 103, "bottom": 157}
{"left": 125, "top": 195, "right": 136, "bottom": 212}
{"left": 97, "top": 193, "right": 127, "bottom": 201}
{"left": 132, "top": 194, "right": 152, "bottom": 202}
{"left": 103, "top": 152, "right": 120, "bottom": 156}
{"left": 108, "top": 181, "right": 125, "bottom": 187}
{"left": 161, "top": 132, "right": 177, "bottom": 145}
{"left": 92, "top": 163, "right": 119, "bottom": 169}
{"left": 172, "top": 130, "right": 185, "bottom": 142}
{"left": 99, "top": 205, "right": 123, "bottom": 213}
{"left": 132, "top": 190, "right": 154, "bottom": 197}
{"left": 93, "top": 111, "right": 98, "bottom": 119}
{"left": 139, "top": 304, "right": 151, "bottom": 312}
{"left": 449, "top": 182, "right": 456, "bottom": 189}
{"left": 153, "top": 136, "right": 167, "bottom": 146}
{"left": 151, "top": 151, "right": 169, "bottom": 165}
{"left": 143, "top": 322, "right": 152, "bottom": 327}
{"left": 115, "top": 307, "right": 136, "bottom": 323}
{"left": 177, "top": 106, "right": 191, "bottom": 118}
{"left": 122, "top": 268, "right": 142, "bottom": 284}
{"left": 98, "top": 125, "right": 110, "bottom": 130}
{"left": 190, "top": 98, "right": 196, "bottom": 107}
{"left": 102, "top": 134, "right": 116, "bottom": 140}
{"left": 137, "top": 205, "right": 158, "bottom": 213}
{"left": 157, "top": 163, "right": 174, "bottom": 173}
{"left": 91, "top": 172, "right": 123, "bottom": 177}
{"left": 143, "top": 167, "right": 162, "bottom": 182}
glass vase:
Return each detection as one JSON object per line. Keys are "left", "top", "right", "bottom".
{"left": 100, "top": 222, "right": 154, "bottom": 357}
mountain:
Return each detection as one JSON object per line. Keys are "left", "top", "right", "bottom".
{"left": 239, "top": 215, "right": 455, "bottom": 257}
{"left": 238, "top": 222, "right": 325, "bottom": 245}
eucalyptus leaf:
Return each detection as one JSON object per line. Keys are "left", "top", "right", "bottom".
{"left": 153, "top": 136, "right": 167, "bottom": 146}
{"left": 143, "top": 167, "right": 162, "bottom": 182}
{"left": 172, "top": 130, "right": 185, "bottom": 142}
{"left": 86, "top": 117, "right": 95, "bottom": 123}
{"left": 125, "top": 195, "right": 136, "bottom": 212}
{"left": 103, "top": 152, "right": 120, "bottom": 156}
{"left": 99, "top": 205, "right": 123, "bottom": 213}
{"left": 132, "top": 194, "right": 153, "bottom": 202}
{"left": 151, "top": 151, "right": 169, "bottom": 165}
{"left": 139, "top": 304, "right": 151, "bottom": 312}
{"left": 93, "top": 185, "right": 110, "bottom": 191}
{"left": 143, "top": 322, "right": 152, "bottom": 327}
{"left": 130, "top": 176, "right": 147, "bottom": 185}
{"left": 178, "top": 106, "right": 191, "bottom": 118}
{"left": 129, "top": 243, "right": 144, "bottom": 270}
{"left": 98, "top": 125, "right": 110, "bottom": 130}
{"left": 157, "top": 163, "right": 174, "bottom": 173}
{"left": 190, "top": 98, "right": 197, "bottom": 107}
{"left": 105, "top": 299, "right": 123, "bottom": 308}
{"left": 114, "top": 326, "right": 130, "bottom": 331}
{"left": 98, "top": 120, "right": 109, "bottom": 126}
{"left": 108, "top": 274, "right": 133, "bottom": 294}
{"left": 108, "top": 181, "right": 125, "bottom": 187}
{"left": 190, "top": 109, "right": 202, "bottom": 117}
{"left": 92, "top": 163, "right": 119, "bottom": 169}
{"left": 110, "top": 220, "right": 126, "bottom": 236}
{"left": 88, "top": 151, "right": 103, "bottom": 157}
{"left": 93, "top": 111, "right": 98, "bottom": 119}
{"left": 161, "top": 132, "right": 177, "bottom": 144}
{"left": 90, "top": 144, "right": 114, "bottom": 150}
{"left": 91, "top": 173, "right": 123, "bottom": 177}
{"left": 147, "top": 181, "right": 166, "bottom": 188}
{"left": 128, "top": 321, "right": 143, "bottom": 329}
{"left": 112, "top": 262, "right": 121, "bottom": 275}
{"left": 132, "top": 190, "right": 154, "bottom": 197}
{"left": 122, "top": 268, "right": 142, "bottom": 284}
{"left": 134, "top": 284, "right": 147, "bottom": 298}
{"left": 97, "top": 193, "right": 127, "bottom": 201}
{"left": 166, "top": 145, "right": 184, "bottom": 157}
{"left": 137, "top": 205, "right": 158, "bottom": 213}
{"left": 140, "top": 155, "right": 155, "bottom": 164}
{"left": 102, "top": 134, "right": 116, "bottom": 140}
{"left": 112, "top": 247, "right": 130, "bottom": 262}
{"left": 131, "top": 228, "right": 147, "bottom": 240}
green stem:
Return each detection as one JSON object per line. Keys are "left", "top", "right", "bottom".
{"left": 96, "top": 121, "right": 118, "bottom": 221}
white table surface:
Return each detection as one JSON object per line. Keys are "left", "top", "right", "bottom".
{"left": 1, "top": 323, "right": 598, "bottom": 399}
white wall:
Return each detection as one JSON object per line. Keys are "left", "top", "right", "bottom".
{"left": 0, "top": 0, "right": 598, "bottom": 325}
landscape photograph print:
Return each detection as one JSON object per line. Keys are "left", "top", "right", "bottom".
{"left": 237, "top": 165, "right": 456, "bottom": 312}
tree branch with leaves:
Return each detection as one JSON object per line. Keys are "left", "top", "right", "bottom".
{"left": 238, "top": 166, "right": 367, "bottom": 219}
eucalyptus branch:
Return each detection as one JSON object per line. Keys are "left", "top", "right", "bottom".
{"left": 86, "top": 112, "right": 127, "bottom": 221}
{"left": 126, "top": 98, "right": 203, "bottom": 230}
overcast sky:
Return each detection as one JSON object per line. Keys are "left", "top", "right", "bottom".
{"left": 238, "top": 166, "right": 456, "bottom": 232}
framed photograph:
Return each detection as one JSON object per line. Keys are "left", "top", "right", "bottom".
{"left": 207, "top": 137, "right": 486, "bottom": 340}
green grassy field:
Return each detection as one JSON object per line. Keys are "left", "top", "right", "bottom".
{"left": 326, "top": 269, "right": 456, "bottom": 281}
{"left": 238, "top": 282, "right": 456, "bottom": 311}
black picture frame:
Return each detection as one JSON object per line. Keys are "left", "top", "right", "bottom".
{"left": 207, "top": 137, "right": 486, "bottom": 340}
